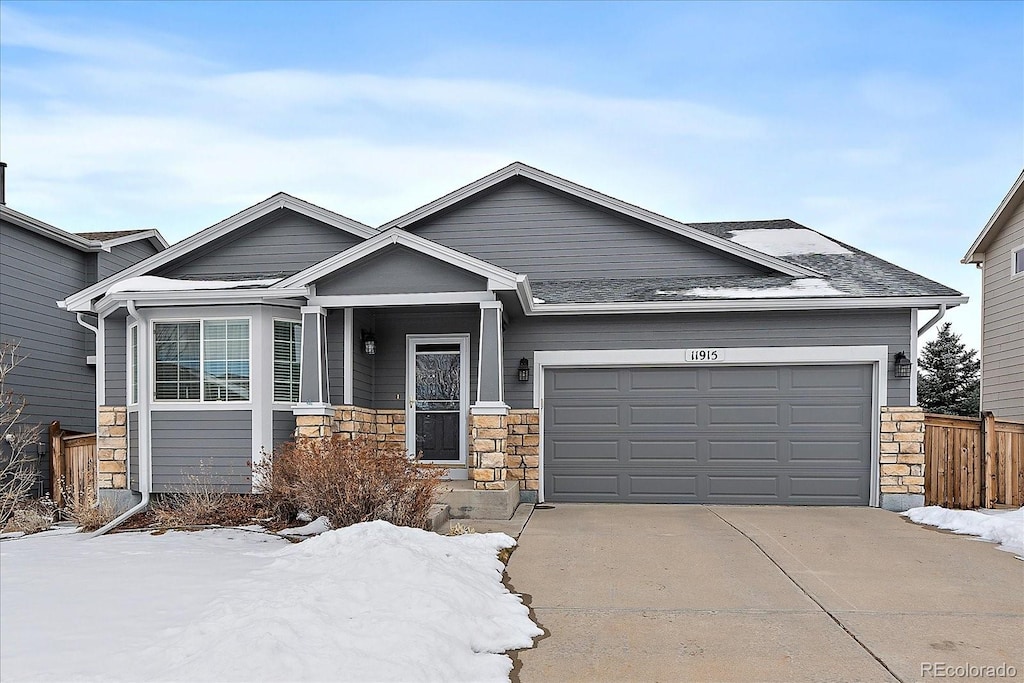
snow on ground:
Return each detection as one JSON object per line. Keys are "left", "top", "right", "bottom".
{"left": 657, "top": 277, "right": 845, "bottom": 299}
{"left": 108, "top": 276, "right": 280, "bottom": 293}
{"left": 903, "top": 506, "right": 1024, "bottom": 557}
{"left": 727, "top": 227, "right": 853, "bottom": 256}
{"left": 0, "top": 521, "right": 541, "bottom": 682}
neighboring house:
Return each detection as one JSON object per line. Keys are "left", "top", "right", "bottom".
{"left": 60, "top": 163, "right": 966, "bottom": 513}
{"left": 962, "top": 170, "right": 1024, "bottom": 422}
{"left": 0, "top": 171, "right": 168, "bottom": 495}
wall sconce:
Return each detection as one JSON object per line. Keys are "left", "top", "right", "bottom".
{"left": 361, "top": 330, "right": 376, "bottom": 356}
{"left": 893, "top": 351, "right": 912, "bottom": 378}
{"left": 518, "top": 358, "right": 530, "bottom": 382}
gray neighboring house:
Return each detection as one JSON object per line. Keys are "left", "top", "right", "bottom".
{"left": 0, "top": 170, "right": 168, "bottom": 495}
{"left": 60, "top": 163, "right": 966, "bottom": 513}
{"left": 962, "top": 170, "right": 1024, "bottom": 422}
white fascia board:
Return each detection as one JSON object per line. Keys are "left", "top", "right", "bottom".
{"left": 378, "top": 162, "right": 821, "bottom": 279}
{"left": 308, "top": 291, "right": 495, "bottom": 308}
{"left": 522, "top": 295, "right": 968, "bottom": 316}
{"left": 61, "top": 192, "right": 375, "bottom": 312}
{"left": 276, "top": 228, "right": 522, "bottom": 290}
{"left": 95, "top": 287, "right": 308, "bottom": 313}
{"left": 1, "top": 206, "right": 98, "bottom": 251}
{"left": 94, "top": 230, "right": 170, "bottom": 251}
{"left": 963, "top": 169, "right": 1024, "bottom": 264}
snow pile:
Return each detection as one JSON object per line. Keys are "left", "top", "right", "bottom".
{"left": 903, "top": 506, "right": 1024, "bottom": 557}
{"left": 278, "top": 514, "right": 331, "bottom": 536}
{"left": 108, "top": 276, "right": 280, "bottom": 293}
{"left": 727, "top": 228, "right": 853, "bottom": 256}
{"left": 0, "top": 522, "right": 540, "bottom": 682}
{"left": 659, "top": 277, "right": 845, "bottom": 299}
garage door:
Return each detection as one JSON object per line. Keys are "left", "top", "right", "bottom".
{"left": 543, "top": 364, "right": 873, "bottom": 505}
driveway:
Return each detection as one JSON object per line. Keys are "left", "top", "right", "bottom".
{"left": 506, "top": 505, "right": 1023, "bottom": 682}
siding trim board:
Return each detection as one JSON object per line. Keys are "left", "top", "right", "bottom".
{"left": 533, "top": 346, "right": 888, "bottom": 507}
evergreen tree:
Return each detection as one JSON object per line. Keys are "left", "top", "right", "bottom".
{"left": 917, "top": 322, "right": 980, "bottom": 416}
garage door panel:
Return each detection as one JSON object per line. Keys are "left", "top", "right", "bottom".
{"left": 548, "top": 438, "right": 620, "bottom": 462}
{"left": 707, "top": 367, "right": 781, "bottom": 390}
{"left": 627, "top": 440, "right": 699, "bottom": 462}
{"left": 550, "top": 368, "right": 620, "bottom": 392}
{"left": 629, "top": 367, "right": 699, "bottom": 391}
{"left": 629, "top": 404, "right": 698, "bottom": 426}
{"left": 707, "top": 404, "right": 780, "bottom": 427}
{"left": 544, "top": 364, "right": 873, "bottom": 505}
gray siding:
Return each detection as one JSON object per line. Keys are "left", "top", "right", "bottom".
{"left": 156, "top": 208, "right": 362, "bottom": 280}
{"left": 97, "top": 240, "right": 161, "bottom": 280}
{"left": 980, "top": 200, "right": 1024, "bottom": 420}
{"left": 370, "top": 307, "right": 479, "bottom": 410}
{"left": 104, "top": 310, "right": 127, "bottom": 405}
{"left": 0, "top": 221, "right": 95, "bottom": 443}
{"left": 352, "top": 309, "right": 374, "bottom": 407}
{"left": 316, "top": 246, "right": 487, "bottom": 295}
{"left": 272, "top": 410, "right": 295, "bottom": 450}
{"left": 129, "top": 412, "right": 139, "bottom": 491}
{"left": 503, "top": 309, "right": 913, "bottom": 408}
{"left": 326, "top": 309, "right": 347, "bottom": 404}
{"left": 410, "top": 179, "right": 767, "bottom": 280}
{"left": 150, "top": 410, "right": 253, "bottom": 493}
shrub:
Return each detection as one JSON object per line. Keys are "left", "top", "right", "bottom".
{"left": 150, "top": 489, "right": 263, "bottom": 528}
{"left": 63, "top": 489, "right": 118, "bottom": 532}
{"left": 256, "top": 436, "right": 445, "bottom": 530}
{"left": 1, "top": 341, "right": 44, "bottom": 527}
{"left": 3, "top": 496, "right": 56, "bottom": 534}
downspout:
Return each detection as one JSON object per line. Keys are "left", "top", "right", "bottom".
{"left": 917, "top": 304, "right": 947, "bottom": 338}
{"left": 910, "top": 304, "right": 946, "bottom": 407}
{"left": 91, "top": 299, "right": 149, "bottom": 537}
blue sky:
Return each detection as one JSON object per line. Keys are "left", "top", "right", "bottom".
{"left": 1, "top": 1, "right": 1021, "bottom": 349}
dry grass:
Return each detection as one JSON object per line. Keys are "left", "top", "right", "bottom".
{"left": 2, "top": 497, "right": 56, "bottom": 534}
{"left": 150, "top": 489, "right": 263, "bottom": 528}
{"left": 63, "top": 490, "right": 118, "bottom": 532}
{"left": 255, "top": 435, "right": 446, "bottom": 530}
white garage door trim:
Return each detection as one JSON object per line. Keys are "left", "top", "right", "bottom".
{"left": 533, "top": 346, "right": 889, "bottom": 507}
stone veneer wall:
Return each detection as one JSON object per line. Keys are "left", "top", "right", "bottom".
{"left": 505, "top": 409, "right": 540, "bottom": 497}
{"left": 97, "top": 406, "right": 128, "bottom": 490}
{"left": 469, "top": 412, "right": 508, "bottom": 490}
{"left": 879, "top": 406, "right": 925, "bottom": 510}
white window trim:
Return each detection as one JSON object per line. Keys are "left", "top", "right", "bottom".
{"left": 1011, "top": 244, "right": 1024, "bottom": 280}
{"left": 271, "top": 317, "right": 303, "bottom": 406}
{"left": 532, "top": 346, "right": 889, "bottom": 508}
{"left": 127, "top": 323, "right": 139, "bottom": 406}
{"left": 150, "top": 315, "right": 254, "bottom": 405}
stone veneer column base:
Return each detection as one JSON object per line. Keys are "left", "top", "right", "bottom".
{"left": 469, "top": 412, "right": 508, "bottom": 490}
{"left": 96, "top": 406, "right": 128, "bottom": 490}
{"left": 505, "top": 409, "right": 540, "bottom": 501}
{"left": 879, "top": 406, "right": 925, "bottom": 511}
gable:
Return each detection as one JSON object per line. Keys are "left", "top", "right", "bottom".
{"left": 314, "top": 245, "right": 488, "bottom": 296}
{"left": 407, "top": 178, "right": 771, "bottom": 281}
{"left": 155, "top": 208, "right": 363, "bottom": 280}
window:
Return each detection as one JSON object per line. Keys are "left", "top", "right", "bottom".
{"left": 273, "top": 320, "right": 302, "bottom": 402}
{"left": 129, "top": 325, "right": 138, "bottom": 405}
{"left": 154, "top": 319, "right": 249, "bottom": 402}
{"left": 1013, "top": 246, "right": 1024, "bottom": 279}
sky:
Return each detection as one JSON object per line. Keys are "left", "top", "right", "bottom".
{"left": 1, "top": 0, "right": 1021, "bottom": 350}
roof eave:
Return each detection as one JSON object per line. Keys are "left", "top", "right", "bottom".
{"left": 962, "top": 169, "right": 1024, "bottom": 263}
{"left": 524, "top": 295, "right": 968, "bottom": 316}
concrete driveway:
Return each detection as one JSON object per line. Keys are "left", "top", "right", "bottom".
{"left": 506, "top": 505, "right": 1023, "bottom": 682}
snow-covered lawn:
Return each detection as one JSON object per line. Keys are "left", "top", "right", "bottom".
{"left": 903, "top": 506, "right": 1024, "bottom": 558}
{"left": 0, "top": 521, "right": 541, "bottom": 682}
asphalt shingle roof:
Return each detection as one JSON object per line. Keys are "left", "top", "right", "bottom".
{"left": 530, "top": 219, "right": 962, "bottom": 304}
{"left": 76, "top": 230, "right": 153, "bottom": 240}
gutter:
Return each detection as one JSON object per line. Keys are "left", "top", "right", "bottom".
{"left": 91, "top": 299, "right": 149, "bottom": 537}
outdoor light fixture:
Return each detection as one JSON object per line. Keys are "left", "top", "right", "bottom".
{"left": 518, "top": 358, "right": 530, "bottom": 382}
{"left": 894, "top": 351, "right": 912, "bottom": 378}
{"left": 361, "top": 330, "right": 376, "bottom": 356}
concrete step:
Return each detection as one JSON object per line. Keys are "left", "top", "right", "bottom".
{"left": 426, "top": 504, "right": 451, "bottom": 533}
{"left": 438, "top": 480, "right": 520, "bottom": 520}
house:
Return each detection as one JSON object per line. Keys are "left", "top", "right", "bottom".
{"left": 59, "top": 163, "right": 966, "bottom": 514}
{"left": 0, "top": 163, "right": 168, "bottom": 495}
{"left": 962, "top": 170, "right": 1024, "bottom": 422}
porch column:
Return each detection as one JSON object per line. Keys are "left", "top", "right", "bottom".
{"left": 470, "top": 301, "right": 508, "bottom": 489}
{"left": 294, "top": 306, "right": 332, "bottom": 437}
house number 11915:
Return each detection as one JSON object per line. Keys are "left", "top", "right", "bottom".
{"left": 687, "top": 348, "right": 722, "bottom": 362}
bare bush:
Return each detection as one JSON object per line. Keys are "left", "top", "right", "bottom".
{"left": 63, "top": 487, "right": 118, "bottom": 532}
{"left": 1, "top": 341, "right": 43, "bottom": 527}
{"left": 255, "top": 436, "right": 446, "bottom": 530}
{"left": 150, "top": 486, "right": 262, "bottom": 528}
{"left": 3, "top": 496, "right": 57, "bottom": 534}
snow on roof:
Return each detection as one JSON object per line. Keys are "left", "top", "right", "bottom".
{"left": 657, "top": 277, "right": 845, "bottom": 299}
{"left": 107, "top": 276, "right": 281, "bottom": 294}
{"left": 727, "top": 228, "right": 852, "bottom": 256}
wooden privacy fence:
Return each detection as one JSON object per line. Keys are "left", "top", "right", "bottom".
{"left": 49, "top": 421, "right": 97, "bottom": 510}
{"left": 924, "top": 412, "right": 1023, "bottom": 509}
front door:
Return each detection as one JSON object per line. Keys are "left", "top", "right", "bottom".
{"left": 406, "top": 335, "right": 469, "bottom": 474}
